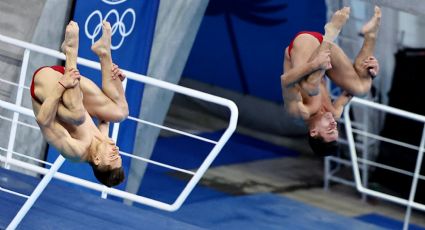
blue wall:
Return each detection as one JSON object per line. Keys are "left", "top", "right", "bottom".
{"left": 183, "top": 0, "right": 326, "bottom": 102}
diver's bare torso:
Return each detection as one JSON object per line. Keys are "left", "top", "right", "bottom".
{"left": 33, "top": 101, "right": 97, "bottom": 161}
{"left": 282, "top": 48, "right": 336, "bottom": 120}
{"left": 32, "top": 69, "right": 103, "bottom": 161}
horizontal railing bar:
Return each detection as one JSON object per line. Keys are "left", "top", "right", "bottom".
{"left": 358, "top": 158, "right": 425, "bottom": 181}
{"left": 0, "top": 187, "right": 29, "bottom": 199}
{"left": 0, "top": 155, "right": 176, "bottom": 211}
{"left": 127, "top": 116, "right": 217, "bottom": 144}
{"left": 327, "top": 156, "right": 425, "bottom": 180}
{"left": 359, "top": 187, "right": 425, "bottom": 211}
{"left": 337, "top": 139, "right": 372, "bottom": 149}
{"left": 0, "top": 114, "right": 40, "bottom": 130}
{"left": 119, "top": 151, "right": 195, "bottom": 175}
{"left": 0, "top": 100, "right": 34, "bottom": 117}
{"left": 0, "top": 100, "right": 198, "bottom": 175}
{"left": 0, "top": 147, "right": 52, "bottom": 166}
{"left": 329, "top": 167, "right": 340, "bottom": 176}
{"left": 0, "top": 140, "right": 194, "bottom": 175}
{"left": 0, "top": 78, "right": 29, "bottom": 89}
{"left": 328, "top": 176, "right": 356, "bottom": 187}
{"left": 351, "top": 97, "right": 425, "bottom": 123}
{"left": 351, "top": 129, "right": 421, "bottom": 152}
{"left": 329, "top": 157, "right": 368, "bottom": 170}
{"left": 0, "top": 100, "right": 219, "bottom": 144}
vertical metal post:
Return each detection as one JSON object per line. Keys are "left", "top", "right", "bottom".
{"left": 5, "top": 49, "right": 30, "bottom": 169}
{"left": 7, "top": 155, "right": 65, "bottom": 230}
{"left": 402, "top": 125, "right": 425, "bottom": 230}
{"left": 361, "top": 103, "right": 370, "bottom": 202}
{"left": 344, "top": 103, "right": 364, "bottom": 190}
{"left": 324, "top": 156, "right": 330, "bottom": 191}
{"left": 110, "top": 78, "right": 127, "bottom": 141}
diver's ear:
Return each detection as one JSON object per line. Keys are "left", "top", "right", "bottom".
{"left": 309, "top": 128, "right": 318, "bottom": 137}
{"left": 93, "top": 153, "right": 100, "bottom": 166}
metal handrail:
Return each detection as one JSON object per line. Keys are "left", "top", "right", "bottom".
{"left": 344, "top": 97, "right": 425, "bottom": 230}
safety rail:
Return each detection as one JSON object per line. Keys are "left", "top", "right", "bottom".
{"left": 342, "top": 97, "right": 425, "bottom": 230}
{"left": 0, "top": 33, "right": 238, "bottom": 229}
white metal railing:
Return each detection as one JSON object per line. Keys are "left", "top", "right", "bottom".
{"left": 0, "top": 33, "right": 238, "bottom": 228}
{"left": 343, "top": 97, "right": 425, "bottom": 230}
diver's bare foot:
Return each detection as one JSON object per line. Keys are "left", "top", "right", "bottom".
{"left": 91, "top": 21, "right": 111, "bottom": 57}
{"left": 61, "top": 21, "right": 79, "bottom": 55}
{"left": 323, "top": 7, "right": 350, "bottom": 42}
{"left": 361, "top": 6, "right": 381, "bottom": 38}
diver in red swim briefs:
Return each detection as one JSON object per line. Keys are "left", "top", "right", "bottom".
{"left": 280, "top": 6, "right": 381, "bottom": 156}
{"left": 32, "top": 21, "right": 128, "bottom": 187}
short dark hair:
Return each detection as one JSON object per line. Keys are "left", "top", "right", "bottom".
{"left": 308, "top": 135, "right": 339, "bottom": 157}
{"left": 90, "top": 164, "right": 125, "bottom": 187}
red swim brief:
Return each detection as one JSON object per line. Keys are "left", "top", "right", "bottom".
{"left": 288, "top": 31, "right": 323, "bottom": 58}
{"left": 30, "top": 66, "right": 65, "bottom": 104}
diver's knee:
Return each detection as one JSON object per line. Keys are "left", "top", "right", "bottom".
{"left": 301, "top": 81, "right": 320, "bottom": 96}
{"left": 73, "top": 108, "right": 86, "bottom": 125}
{"left": 110, "top": 103, "right": 129, "bottom": 122}
{"left": 350, "top": 81, "right": 372, "bottom": 97}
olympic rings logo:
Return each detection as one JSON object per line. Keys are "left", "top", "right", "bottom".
{"left": 85, "top": 8, "right": 136, "bottom": 50}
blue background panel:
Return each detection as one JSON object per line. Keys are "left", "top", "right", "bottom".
{"left": 183, "top": 0, "right": 326, "bottom": 102}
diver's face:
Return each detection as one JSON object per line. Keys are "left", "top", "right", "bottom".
{"left": 97, "top": 138, "right": 122, "bottom": 170}
{"left": 310, "top": 112, "right": 339, "bottom": 142}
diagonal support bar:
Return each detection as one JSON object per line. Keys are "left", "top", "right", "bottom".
{"left": 7, "top": 155, "right": 66, "bottom": 230}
